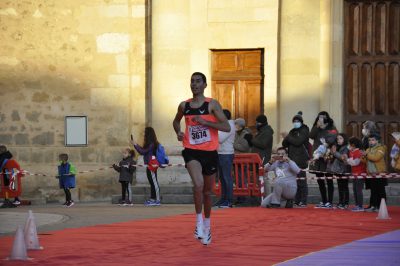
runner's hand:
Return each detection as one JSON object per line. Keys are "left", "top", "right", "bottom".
{"left": 192, "top": 115, "right": 207, "bottom": 125}
{"left": 177, "top": 131, "right": 184, "bottom": 141}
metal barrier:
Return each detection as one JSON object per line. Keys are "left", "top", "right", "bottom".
{"left": 0, "top": 159, "right": 23, "bottom": 199}
{"left": 214, "top": 153, "right": 264, "bottom": 197}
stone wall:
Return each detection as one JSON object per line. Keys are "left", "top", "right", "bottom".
{"left": 0, "top": 0, "right": 148, "bottom": 202}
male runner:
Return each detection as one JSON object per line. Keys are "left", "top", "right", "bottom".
{"left": 173, "top": 72, "right": 230, "bottom": 245}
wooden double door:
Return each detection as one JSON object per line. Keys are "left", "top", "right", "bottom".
{"left": 211, "top": 49, "right": 264, "bottom": 127}
{"left": 344, "top": 0, "right": 400, "bottom": 167}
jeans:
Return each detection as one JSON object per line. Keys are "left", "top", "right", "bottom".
{"left": 353, "top": 179, "right": 364, "bottom": 207}
{"left": 218, "top": 154, "right": 234, "bottom": 202}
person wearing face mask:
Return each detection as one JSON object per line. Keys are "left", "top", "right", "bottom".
{"left": 251, "top": 114, "right": 274, "bottom": 165}
{"left": 362, "top": 133, "right": 387, "bottom": 212}
{"left": 261, "top": 147, "right": 300, "bottom": 208}
{"left": 309, "top": 111, "right": 338, "bottom": 209}
{"left": 282, "top": 111, "right": 310, "bottom": 208}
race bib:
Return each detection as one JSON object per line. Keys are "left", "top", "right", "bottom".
{"left": 189, "top": 125, "right": 211, "bottom": 145}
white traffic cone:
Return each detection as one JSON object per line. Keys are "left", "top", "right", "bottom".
{"left": 8, "top": 226, "right": 28, "bottom": 260}
{"left": 376, "top": 198, "right": 391, "bottom": 220}
{"left": 24, "top": 210, "right": 43, "bottom": 250}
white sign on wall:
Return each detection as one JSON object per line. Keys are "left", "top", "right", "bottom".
{"left": 65, "top": 116, "right": 88, "bottom": 146}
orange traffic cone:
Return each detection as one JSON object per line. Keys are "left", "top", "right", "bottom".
{"left": 24, "top": 210, "right": 43, "bottom": 250}
{"left": 376, "top": 198, "right": 391, "bottom": 220}
{"left": 7, "top": 226, "right": 29, "bottom": 260}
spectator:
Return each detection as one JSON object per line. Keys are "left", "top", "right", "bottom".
{"left": 361, "top": 121, "right": 380, "bottom": 209}
{"left": 233, "top": 118, "right": 252, "bottom": 154}
{"left": 390, "top": 132, "right": 400, "bottom": 172}
{"left": 233, "top": 118, "right": 253, "bottom": 205}
{"left": 251, "top": 114, "right": 274, "bottom": 164}
{"left": 362, "top": 133, "right": 387, "bottom": 212}
{"left": 261, "top": 147, "right": 300, "bottom": 208}
{"left": 347, "top": 137, "right": 366, "bottom": 212}
{"left": 216, "top": 109, "right": 235, "bottom": 208}
{"left": 309, "top": 111, "right": 338, "bottom": 209}
{"left": 282, "top": 111, "right": 310, "bottom": 208}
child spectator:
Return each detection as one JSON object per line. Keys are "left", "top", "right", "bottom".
{"left": 390, "top": 132, "right": 400, "bottom": 172}
{"left": 0, "top": 145, "right": 21, "bottom": 206}
{"left": 328, "top": 133, "right": 351, "bottom": 209}
{"left": 113, "top": 148, "right": 136, "bottom": 206}
{"left": 347, "top": 137, "right": 366, "bottom": 212}
{"left": 131, "top": 127, "right": 162, "bottom": 206}
{"left": 362, "top": 133, "right": 387, "bottom": 212}
{"left": 57, "top": 153, "right": 77, "bottom": 207}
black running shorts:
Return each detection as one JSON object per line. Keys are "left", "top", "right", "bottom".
{"left": 182, "top": 148, "right": 218, "bottom": 176}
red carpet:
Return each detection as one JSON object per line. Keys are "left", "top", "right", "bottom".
{"left": 1, "top": 207, "right": 400, "bottom": 265}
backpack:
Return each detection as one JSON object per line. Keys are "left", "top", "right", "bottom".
{"left": 156, "top": 144, "right": 169, "bottom": 167}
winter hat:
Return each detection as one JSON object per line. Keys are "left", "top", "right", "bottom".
{"left": 292, "top": 111, "right": 303, "bottom": 123}
{"left": 391, "top": 132, "right": 400, "bottom": 141}
{"left": 256, "top": 114, "right": 268, "bottom": 124}
{"left": 235, "top": 118, "right": 246, "bottom": 128}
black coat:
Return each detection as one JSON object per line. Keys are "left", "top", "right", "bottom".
{"left": 113, "top": 157, "right": 136, "bottom": 183}
{"left": 282, "top": 124, "right": 310, "bottom": 169}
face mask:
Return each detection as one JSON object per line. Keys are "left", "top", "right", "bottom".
{"left": 293, "top": 122, "right": 302, "bottom": 129}
{"left": 362, "top": 129, "right": 369, "bottom": 136}
{"left": 369, "top": 142, "right": 376, "bottom": 147}
{"left": 256, "top": 123, "right": 263, "bottom": 130}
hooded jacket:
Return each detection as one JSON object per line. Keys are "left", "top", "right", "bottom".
{"left": 282, "top": 124, "right": 310, "bottom": 169}
{"left": 251, "top": 124, "right": 274, "bottom": 163}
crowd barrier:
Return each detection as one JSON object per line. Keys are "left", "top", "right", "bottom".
{"left": 213, "top": 153, "right": 265, "bottom": 198}
{"left": 0, "top": 159, "right": 23, "bottom": 199}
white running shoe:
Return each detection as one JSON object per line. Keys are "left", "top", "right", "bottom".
{"left": 201, "top": 227, "right": 212, "bottom": 246}
{"left": 194, "top": 223, "right": 205, "bottom": 240}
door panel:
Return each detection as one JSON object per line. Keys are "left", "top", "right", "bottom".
{"left": 344, "top": 0, "right": 400, "bottom": 171}
{"left": 212, "top": 50, "right": 263, "bottom": 127}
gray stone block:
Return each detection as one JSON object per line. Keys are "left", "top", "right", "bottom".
{"left": 15, "top": 133, "right": 29, "bottom": 145}
{"left": 26, "top": 111, "right": 41, "bottom": 122}
{"left": 32, "top": 132, "right": 54, "bottom": 145}
{"left": 11, "top": 110, "right": 20, "bottom": 121}
{"left": 0, "top": 134, "right": 12, "bottom": 144}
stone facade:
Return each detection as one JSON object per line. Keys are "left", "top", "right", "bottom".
{"left": 0, "top": 0, "right": 344, "bottom": 202}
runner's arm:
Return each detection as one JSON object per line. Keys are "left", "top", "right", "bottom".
{"left": 173, "top": 102, "right": 186, "bottom": 141}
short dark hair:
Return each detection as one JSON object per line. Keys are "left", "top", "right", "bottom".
{"left": 0, "top": 145, "right": 7, "bottom": 154}
{"left": 59, "top": 153, "right": 69, "bottom": 161}
{"left": 276, "top": 147, "right": 287, "bottom": 154}
{"left": 223, "top": 109, "right": 231, "bottom": 120}
{"left": 348, "top": 136, "right": 362, "bottom": 149}
{"left": 368, "top": 133, "right": 381, "bottom": 141}
{"left": 191, "top": 72, "right": 207, "bottom": 83}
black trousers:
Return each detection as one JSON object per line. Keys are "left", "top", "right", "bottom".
{"left": 337, "top": 178, "right": 349, "bottom": 205}
{"left": 64, "top": 188, "right": 72, "bottom": 202}
{"left": 370, "top": 179, "right": 386, "bottom": 208}
{"left": 146, "top": 168, "right": 160, "bottom": 201}
{"left": 295, "top": 171, "right": 308, "bottom": 204}
{"left": 316, "top": 173, "right": 334, "bottom": 204}
{"left": 121, "top": 181, "right": 129, "bottom": 201}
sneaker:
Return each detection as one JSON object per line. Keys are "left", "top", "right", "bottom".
{"left": 323, "top": 202, "right": 333, "bottom": 209}
{"left": 118, "top": 200, "right": 126, "bottom": 206}
{"left": 218, "top": 201, "right": 232, "bottom": 208}
{"left": 298, "top": 202, "right": 307, "bottom": 208}
{"left": 147, "top": 200, "right": 161, "bottom": 206}
{"left": 123, "top": 200, "right": 134, "bottom": 206}
{"left": 194, "top": 223, "right": 205, "bottom": 240}
{"left": 351, "top": 206, "right": 364, "bottom": 212}
{"left": 337, "top": 204, "right": 345, "bottom": 210}
{"left": 343, "top": 204, "right": 349, "bottom": 210}
{"left": 66, "top": 201, "right": 75, "bottom": 208}
{"left": 266, "top": 203, "right": 280, "bottom": 208}
{"left": 12, "top": 200, "right": 21, "bottom": 206}
{"left": 365, "top": 206, "right": 378, "bottom": 213}
{"left": 144, "top": 199, "right": 155, "bottom": 206}
{"left": 214, "top": 198, "right": 225, "bottom": 207}
{"left": 314, "top": 202, "right": 326, "bottom": 208}
{"left": 62, "top": 201, "right": 68, "bottom": 206}
{"left": 201, "top": 227, "right": 212, "bottom": 246}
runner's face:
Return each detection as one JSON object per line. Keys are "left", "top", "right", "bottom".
{"left": 190, "top": 75, "right": 206, "bottom": 95}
